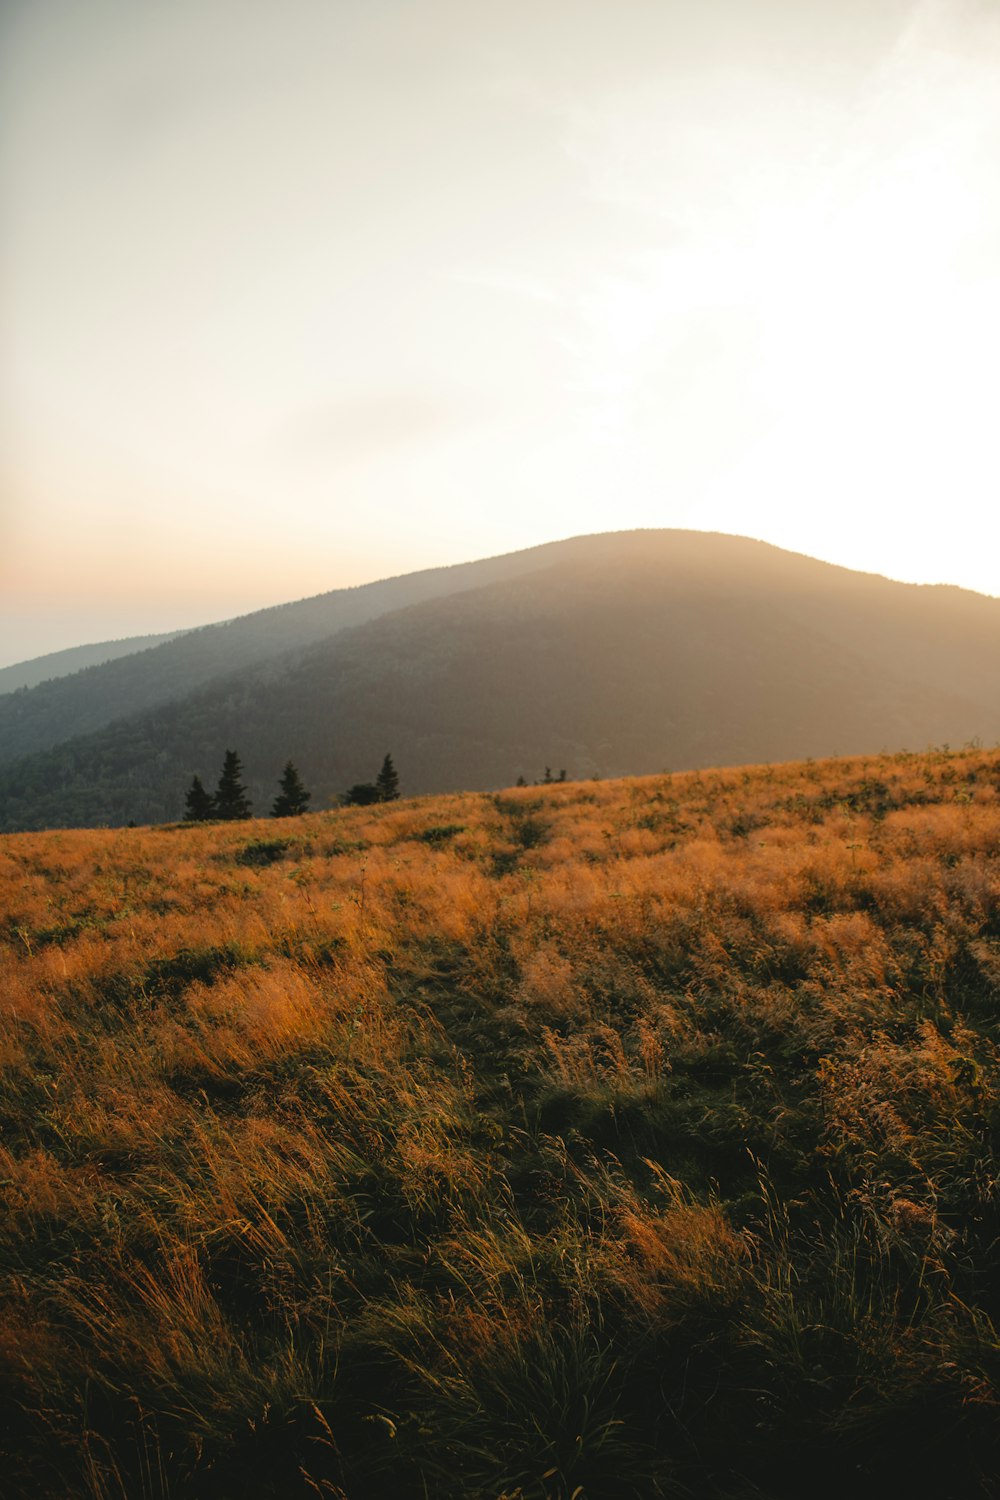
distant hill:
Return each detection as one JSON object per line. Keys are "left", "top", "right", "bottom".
{"left": 0, "top": 544, "right": 570, "bottom": 766}
{"left": 2, "top": 530, "right": 999, "bottom": 832}
{"left": 0, "top": 630, "right": 188, "bottom": 694}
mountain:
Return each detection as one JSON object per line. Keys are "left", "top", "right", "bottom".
{"left": 2, "top": 530, "right": 999, "bottom": 832}
{"left": 0, "top": 543, "right": 568, "bottom": 766}
{"left": 0, "top": 630, "right": 189, "bottom": 694}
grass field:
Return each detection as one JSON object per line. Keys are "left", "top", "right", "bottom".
{"left": 2, "top": 749, "right": 999, "bottom": 1497}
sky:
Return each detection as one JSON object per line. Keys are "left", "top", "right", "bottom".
{"left": 3, "top": 0, "right": 1000, "bottom": 667}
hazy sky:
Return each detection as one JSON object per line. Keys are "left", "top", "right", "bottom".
{"left": 3, "top": 0, "right": 1000, "bottom": 666}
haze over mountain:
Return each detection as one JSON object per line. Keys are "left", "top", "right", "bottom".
{"left": 0, "top": 631, "right": 190, "bottom": 696}
{"left": 1, "top": 530, "right": 998, "bottom": 833}
{"left": 0, "top": 543, "right": 567, "bottom": 766}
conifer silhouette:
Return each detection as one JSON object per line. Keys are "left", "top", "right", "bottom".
{"left": 214, "top": 749, "right": 252, "bottom": 820}
{"left": 271, "top": 761, "right": 311, "bottom": 818}
{"left": 183, "top": 774, "right": 215, "bottom": 822}
{"left": 375, "top": 753, "right": 400, "bottom": 802}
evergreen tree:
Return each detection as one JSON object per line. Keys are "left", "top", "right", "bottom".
{"left": 214, "top": 749, "right": 252, "bottom": 820}
{"left": 183, "top": 774, "right": 215, "bottom": 821}
{"left": 375, "top": 753, "right": 400, "bottom": 802}
{"left": 271, "top": 761, "right": 311, "bottom": 817}
{"left": 343, "top": 782, "right": 381, "bottom": 807}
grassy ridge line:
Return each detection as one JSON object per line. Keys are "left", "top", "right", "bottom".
{"left": 1, "top": 750, "right": 999, "bottom": 1498}
{"left": 8, "top": 527, "right": 1000, "bottom": 835}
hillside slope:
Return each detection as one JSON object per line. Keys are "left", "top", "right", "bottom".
{"left": 0, "top": 540, "right": 571, "bottom": 765}
{"left": 2, "top": 749, "right": 998, "bottom": 1497}
{"left": 1, "top": 531, "right": 999, "bottom": 831}
{"left": 0, "top": 630, "right": 189, "bottom": 694}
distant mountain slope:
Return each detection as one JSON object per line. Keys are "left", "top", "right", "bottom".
{"left": 0, "top": 544, "right": 571, "bottom": 765}
{"left": 0, "top": 630, "right": 188, "bottom": 694}
{"left": 2, "top": 530, "right": 998, "bottom": 831}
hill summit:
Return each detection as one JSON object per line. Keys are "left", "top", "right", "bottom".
{"left": 2, "top": 529, "right": 999, "bottom": 830}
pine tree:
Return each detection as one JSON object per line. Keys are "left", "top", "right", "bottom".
{"left": 271, "top": 760, "right": 311, "bottom": 817}
{"left": 183, "top": 774, "right": 215, "bottom": 821}
{"left": 214, "top": 749, "right": 252, "bottom": 820}
{"left": 375, "top": 753, "right": 400, "bottom": 802}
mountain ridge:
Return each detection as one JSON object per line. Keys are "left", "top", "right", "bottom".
{"left": 0, "top": 534, "right": 604, "bottom": 765}
{"left": 0, "top": 630, "right": 190, "bottom": 695}
{"left": 2, "top": 529, "right": 998, "bottom": 832}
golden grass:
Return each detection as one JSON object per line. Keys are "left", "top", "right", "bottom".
{"left": 2, "top": 748, "right": 999, "bottom": 1497}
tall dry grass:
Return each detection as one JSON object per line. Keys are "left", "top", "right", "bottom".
{"left": 1, "top": 748, "right": 999, "bottom": 1496}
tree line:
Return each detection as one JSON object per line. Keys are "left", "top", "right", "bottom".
{"left": 183, "top": 751, "right": 400, "bottom": 822}
{"left": 516, "top": 767, "right": 567, "bottom": 786}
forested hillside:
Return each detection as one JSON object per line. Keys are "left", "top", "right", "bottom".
{"left": 0, "top": 538, "right": 566, "bottom": 767}
{"left": 2, "top": 531, "right": 999, "bottom": 831}
{"left": 0, "top": 631, "right": 188, "bottom": 695}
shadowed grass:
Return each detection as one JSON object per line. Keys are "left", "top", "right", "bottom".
{"left": 1, "top": 748, "right": 999, "bottom": 1496}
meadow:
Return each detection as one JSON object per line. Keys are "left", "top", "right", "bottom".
{"left": 1, "top": 748, "right": 998, "bottom": 1497}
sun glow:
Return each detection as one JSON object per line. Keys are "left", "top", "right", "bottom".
{"left": 3, "top": 0, "right": 1000, "bottom": 664}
